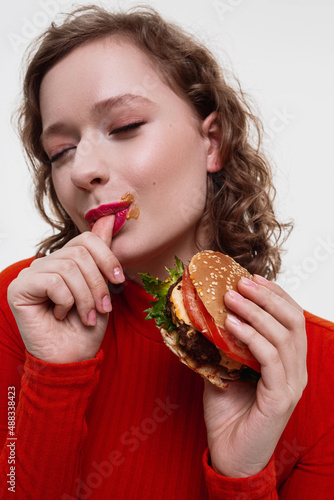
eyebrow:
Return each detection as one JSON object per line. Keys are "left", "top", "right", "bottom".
{"left": 91, "top": 93, "right": 155, "bottom": 114}
{"left": 40, "top": 93, "right": 155, "bottom": 145}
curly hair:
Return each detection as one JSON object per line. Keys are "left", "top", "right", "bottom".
{"left": 16, "top": 4, "right": 292, "bottom": 280}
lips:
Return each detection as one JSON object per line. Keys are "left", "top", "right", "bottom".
{"left": 85, "top": 200, "right": 131, "bottom": 236}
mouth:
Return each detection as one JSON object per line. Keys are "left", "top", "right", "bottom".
{"left": 85, "top": 200, "right": 131, "bottom": 236}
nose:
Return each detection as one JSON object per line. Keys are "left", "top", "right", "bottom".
{"left": 70, "top": 138, "right": 110, "bottom": 191}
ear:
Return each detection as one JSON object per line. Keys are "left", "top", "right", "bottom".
{"left": 201, "top": 111, "right": 223, "bottom": 173}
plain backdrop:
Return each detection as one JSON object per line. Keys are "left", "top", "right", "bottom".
{"left": 1, "top": 0, "right": 333, "bottom": 321}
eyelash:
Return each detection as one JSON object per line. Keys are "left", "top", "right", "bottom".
{"left": 109, "top": 121, "right": 145, "bottom": 135}
{"left": 47, "top": 121, "right": 145, "bottom": 165}
{"left": 49, "top": 147, "right": 75, "bottom": 164}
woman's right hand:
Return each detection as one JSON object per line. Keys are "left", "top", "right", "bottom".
{"left": 7, "top": 215, "right": 124, "bottom": 364}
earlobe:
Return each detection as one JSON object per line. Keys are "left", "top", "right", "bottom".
{"left": 202, "top": 111, "right": 223, "bottom": 173}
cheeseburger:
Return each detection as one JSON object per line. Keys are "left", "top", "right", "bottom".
{"left": 141, "top": 250, "right": 261, "bottom": 388}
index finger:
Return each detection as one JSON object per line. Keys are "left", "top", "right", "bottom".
{"left": 252, "top": 274, "right": 303, "bottom": 313}
{"left": 91, "top": 214, "right": 115, "bottom": 247}
{"left": 65, "top": 215, "right": 124, "bottom": 284}
{"left": 91, "top": 214, "right": 125, "bottom": 283}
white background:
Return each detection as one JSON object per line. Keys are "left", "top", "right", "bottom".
{"left": 1, "top": 0, "right": 333, "bottom": 321}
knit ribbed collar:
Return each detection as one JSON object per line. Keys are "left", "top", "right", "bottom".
{"left": 109, "top": 277, "right": 164, "bottom": 343}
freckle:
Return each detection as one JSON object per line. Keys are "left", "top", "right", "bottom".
{"left": 153, "top": 181, "right": 156, "bottom": 186}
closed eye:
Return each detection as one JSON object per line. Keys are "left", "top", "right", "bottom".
{"left": 110, "top": 121, "right": 145, "bottom": 135}
{"left": 49, "top": 146, "right": 76, "bottom": 164}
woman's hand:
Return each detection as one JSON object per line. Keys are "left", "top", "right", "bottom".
{"left": 7, "top": 215, "right": 124, "bottom": 364}
{"left": 203, "top": 275, "right": 308, "bottom": 478}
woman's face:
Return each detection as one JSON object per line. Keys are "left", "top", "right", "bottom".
{"left": 40, "top": 38, "right": 220, "bottom": 278}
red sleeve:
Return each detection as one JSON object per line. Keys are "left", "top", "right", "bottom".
{"left": 203, "top": 448, "right": 278, "bottom": 499}
{"left": 203, "top": 311, "right": 334, "bottom": 499}
{"left": 276, "top": 312, "right": 334, "bottom": 498}
{"left": 0, "top": 350, "right": 103, "bottom": 499}
{"left": 0, "top": 259, "right": 103, "bottom": 499}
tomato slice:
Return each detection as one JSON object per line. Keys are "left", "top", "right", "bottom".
{"left": 182, "top": 266, "right": 261, "bottom": 372}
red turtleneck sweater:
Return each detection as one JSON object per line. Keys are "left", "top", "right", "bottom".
{"left": 0, "top": 257, "right": 334, "bottom": 499}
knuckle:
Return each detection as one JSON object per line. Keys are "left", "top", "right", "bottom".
{"left": 78, "top": 231, "right": 93, "bottom": 246}
{"left": 16, "top": 267, "right": 30, "bottom": 279}
{"left": 242, "top": 326, "right": 259, "bottom": 349}
{"left": 267, "top": 346, "right": 281, "bottom": 366}
{"left": 7, "top": 279, "right": 18, "bottom": 300}
{"left": 71, "top": 244, "right": 89, "bottom": 260}
{"left": 29, "top": 258, "right": 40, "bottom": 268}
{"left": 276, "top": 328, "right": 292, "bottom": 349}
{"left": 48, "top": 273, "right": 64, "bottom": 289}
{"left": 294, "top": 311, "right": 306, "bottom": 330}
{"left": 77, "top": 293, "right": 95, "bottom": 312}
{"left": 247, "top": 306, "right": 264, "bottom": 328}
{"left": 89, "top": 275, "right": 107, "bottom": 292}
{"left": 62, "top": 293, "right": 75, "bottom": 309}
{"left": 261, "top": 286, "right": 278, "bottom": 308}
{"left": 59, "top": 259, "right": 78, "bottom": 275}
{"left": 294, "top": 385, "right": 305, "bottom": 404}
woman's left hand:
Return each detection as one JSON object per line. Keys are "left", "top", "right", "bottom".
{"left": 203, "top": 275, "right": 308, "bottom": 478}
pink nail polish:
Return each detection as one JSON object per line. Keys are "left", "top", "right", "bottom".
{"left": 113, "top": 266, "right": 125, "bottom": 283}
{"left": 102, "top": 295, "right": 112, "bottom": 313}
{"left": 228, "top": 289, "right": 245, "bottom": 301}
{"left": 227, "top": 314, "right": 242, "bottom": 325}
{"left": 240, "top": 277, "right": 258, "bottom": 288}
{"left": 254, "top": 274, "right": 269, "bottom": 285}
{"left": 87, "top": 309, "right": 97, "bottom": 326}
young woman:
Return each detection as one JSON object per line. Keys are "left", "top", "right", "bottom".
{"left": 0, "top": 5, "right": 333, "bottom": 499}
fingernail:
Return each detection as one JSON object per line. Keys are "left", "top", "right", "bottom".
{"left": 240, "top": 277, "right": 258, "bottom": 288}
{"left": 227, "top": 314, "right": 242, "bottom": 326}
{"left": 87, "top": 309, "right": 97, "bottom": 326}
{"left": 102, "top": 294, "right": 112, "bottom": 313}
{"left": 113, "top": 266, "right": 125, "bottom": 283}
{"left": 228, "top": 289, "right": 245, "bottom": 301}
{"left": 254, "top": 274, "right": 269, "bottom": 285}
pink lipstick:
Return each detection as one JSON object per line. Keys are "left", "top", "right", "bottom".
{"left": 85, "top": 193, "right": 139, "bottom": 236}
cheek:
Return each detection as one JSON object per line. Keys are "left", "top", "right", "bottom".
{"left": 127, "top": 138, "right": 208, "bottom": 229}
{"left": 129, "top": 125, "right": 207, "bottom": 189}
{"left": 51, "top": 169, "right": 73, "bottom": 213}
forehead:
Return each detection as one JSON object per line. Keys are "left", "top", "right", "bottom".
{"left": 39, "top": 38, "right": 169, "bottom": 114}
{"left": 39, "top": 36, "right": 201, "bottom": 140}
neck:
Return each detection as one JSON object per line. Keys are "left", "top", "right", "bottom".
{"left": 124, "top": 236, "right": 207, "bottom": 287}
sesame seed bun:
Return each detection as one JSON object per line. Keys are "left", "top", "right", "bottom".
{"left": 188, "top": 250, "right": 252, "bottom": 329}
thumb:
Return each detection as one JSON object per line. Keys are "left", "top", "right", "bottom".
{"left": 91, "top": 214, "right": 115, "bottom": 247}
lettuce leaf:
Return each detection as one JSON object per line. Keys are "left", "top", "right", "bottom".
{"left": 139, "top": 256, "right": 185, "bottom": 331}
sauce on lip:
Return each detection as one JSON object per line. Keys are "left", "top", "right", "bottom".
{"left": 121, "top": 192, "right": 140, "bottom": 220}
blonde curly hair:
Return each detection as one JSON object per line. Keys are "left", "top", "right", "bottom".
{"left": 16, "top": 4, "right": 292, "bottom": 279}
